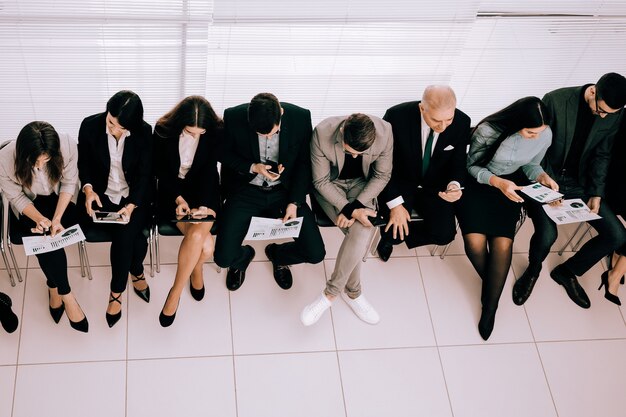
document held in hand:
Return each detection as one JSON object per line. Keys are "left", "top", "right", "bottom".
{"left": 520, "top": 183, "right": 564, "bottom": 204}
{"left": 542, "top": 198, "right": 602, "bottom": 225}
{"left": 244, "top": 216, "right": 303, "bottom": 240}
{"left": 22, "top": 224, "right": 86, "bottom": 256}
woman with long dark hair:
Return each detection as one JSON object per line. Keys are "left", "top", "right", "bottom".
{"left": 0, "top": 121, "right": 88, "bottom": 332}
{"left": 154, "top": 96, "right": 222, "bottom": 327}
{"left": 77, "top": 90, "right": 153, "bottom": 328}
{"left": 458, "top": 96, "right": 555, "bottom": 340}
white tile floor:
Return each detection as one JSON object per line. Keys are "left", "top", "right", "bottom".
{"left": 1, "top": 222, "right": 626, "bottom": 417}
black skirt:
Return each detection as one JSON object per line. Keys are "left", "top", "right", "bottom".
{"left": 458, "top": 171, "right": 529, "bottom": 239}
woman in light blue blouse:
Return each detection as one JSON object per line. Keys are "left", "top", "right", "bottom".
{"left": 458, "top": 96, "right": 556, "bottom": 340}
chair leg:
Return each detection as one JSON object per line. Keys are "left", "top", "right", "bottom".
{"left": 0, "top": 242, "right": 16, "bottom": 287}
{"left": 6, "top": 240, "right": 22, "bottom": 283}
{"left": 80, "top": 241, "right": 93, "bottom": 280}
{"left": 557, "top": 223, "right": 586, "bottom": 256}
{"left": 148, "top": 229, "right": 155, "bottom": 278}
{"left": 155, "top": 228, "right": 161, "bottom": 274}
{"left": 439, "top": 242, "right": 453, "bottom": 260}
{"left": 430, "top": 245, "right": 439, "bottom": 256}
{"left": 77, "top": 242, "right": 86, "bottom": 278}
{"left": 571, "top": 224, "right": 593, "bottom": 252}
{"left": 216, "top": 265, "right": 222, "bottom": 273}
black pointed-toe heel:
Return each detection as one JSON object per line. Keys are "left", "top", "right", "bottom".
{"left": 0, "top": 292, "right": 19, "bottom": 334}
{"left": 105, "top": 292, "right": 122, "bottom": 328}
{"left": 599, "top": 271, "right": 621, "bottom": 306}
{"left": 478, "top": 308, "right": 496, "bottom": 341}
{"left": 159, "top": 289, "right": 179, "bottom": 328}
{"left": 48, "top": 290, "right": 65, "bottom": 324}
{"left": 131, "top": 274, "right": 150, "bottom": 303}
{"left": 190, "top": 279, "right": 205, "bottom": 301}
{"left": 67, "top": 303, "right": 89, "bottom": 333}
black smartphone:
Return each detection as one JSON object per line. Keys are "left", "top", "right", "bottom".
{"left": 367, "top": 215, "right": 387, "bottom": 227}
{"left": 266, "top": 160, "right": 280, "bottom": 176}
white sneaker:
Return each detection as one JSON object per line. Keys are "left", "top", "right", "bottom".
{"left": 300, "top": 294, "right": 332, "bottom": 326}
{"left": 342, "top": 294, "right": 380, "bottom": 324}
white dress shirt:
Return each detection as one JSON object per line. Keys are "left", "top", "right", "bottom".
{"left": 178, "top": 130, "right": 200, "bottom": 179}
{"left": 104, "top": 127, "right": 130, "bottom": 205}
{"left": 29, "top": 167, "right": 54, "bottom": 196}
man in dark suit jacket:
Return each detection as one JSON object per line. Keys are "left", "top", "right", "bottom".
{"left": 514, "top": 73, "right": 626, "bottom": 309}
{"left": 376, "top": 85, "right": 471, "bottom": 261}
{"left": 214, "top": 93, "right": 326, "bottom": 291}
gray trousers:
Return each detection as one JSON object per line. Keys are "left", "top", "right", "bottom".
{"left": 314, "top": 178, "right": 377, "bottom": 299}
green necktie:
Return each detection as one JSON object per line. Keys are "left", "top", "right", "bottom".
{"left": 422, "top": 128, "right": 434, "bottom": 176}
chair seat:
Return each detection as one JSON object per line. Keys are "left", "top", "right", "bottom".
{"left": 157, "top": 220, "right": 218, "bottom": 236}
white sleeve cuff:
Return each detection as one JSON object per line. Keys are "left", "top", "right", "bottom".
{"left": 447, "top": 181, "right": 461, "bottom": 190}
{"left": 82, "top": 183, "right": 92, "bottom": 193}
{"left": 386, "top": 196, "right": 405, "bottom": 209}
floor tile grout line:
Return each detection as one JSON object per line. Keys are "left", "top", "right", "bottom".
{"left": 414, "top": 255, "right": 456, "bottom": 417}
{"left": 11, "top": 259, "right": 29, "bottom": 417}
{"left": 227, "top": 280, "right": 240, "bottom": 417}
{"left": 124, "top": 281, "right": 130, "bottom": 417}
{"left": 324, "top": 259, "right": 349, "bottom": 417}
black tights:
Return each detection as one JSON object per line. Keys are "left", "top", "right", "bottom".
{"left": 463, "top": 233, "right": 513, "bottom": 312}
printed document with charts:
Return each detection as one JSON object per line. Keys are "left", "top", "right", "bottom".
{"left": 520, "top": 183, "right": 564, "bottom": 204}
{"left": 21, "top": 224, "right": 86, "bottom": 256}
{"left": 244, "top": 217, "right": 303, "bottom": 240}
{"left": 542, "top": 199, "right": 601, "bottom": 225}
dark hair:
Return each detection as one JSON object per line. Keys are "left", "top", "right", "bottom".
{"left": 106, "top": 90, "right": 144, "bottom": 132}
{"left": 248, "top": 93, "right": 281, "bottom": 134}
{"left": 343, "top": 113, "right": 376, "bottom": 152}
{"left": 155, "top": 95, "right": 223, "bottom": 138}
{"left": 596, "top": 72, "right": 626, "bottom": 110}
{"left": 473, "top": 96, "right": 551, "bottom": 166}
{"left": 14, "top": 121, "right": 63, "bottom": 189}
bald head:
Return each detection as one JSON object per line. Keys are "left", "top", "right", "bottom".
{"left": 421, "top": 85, "right": 457, "bottom": 111}
{"left": 419, "top": 85, "right": 457, "bottom": 133}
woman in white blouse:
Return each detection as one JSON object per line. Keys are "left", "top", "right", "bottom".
{"left": 153, "top": 96, "right": 223, "bottom": 327}
{"left": 0, "top": 121, "right": 88, "bottom": 332}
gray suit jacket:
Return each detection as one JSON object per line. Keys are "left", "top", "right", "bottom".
{"left": 311, "top": 115, "right": 393, "bottom": 209}
{"left": 542, "top": 86, "right": 623, "bottom": 197}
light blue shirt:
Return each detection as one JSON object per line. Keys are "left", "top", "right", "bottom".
{"left": 468, "top": 123, "right": 552, "bottom": 185}
{"left": 249, "top": 130, "right": 281, "bottom": 186}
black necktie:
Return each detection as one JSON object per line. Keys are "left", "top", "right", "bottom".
{"left": 422, "top": 129, "right": 434, "bottom": 176}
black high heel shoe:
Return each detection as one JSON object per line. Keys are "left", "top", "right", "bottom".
{"left": 159, "top": 289, "right": 180, "bottom": 327}
{"left": 0, "top": 292, "right": 19, "bottom": 334}
{"left": 131, "top": 274, "right": 150, "bottom": 303}
{"left": 48, "top": 290, "right": 65, "bottom": 324}
{"left": 106, "top": 292, "right": 122, "bottom": 328}
{"left": 599, "top": 271, "right": 621, "bottom": 306}
{"left": 478, "top": 308, "right": 497, "bottom": 341}
{"left": 67, "top": 302, "right": 89, "bottom": 333}
{"left": 189, "top": 279, "right": 205, "bottom": 301}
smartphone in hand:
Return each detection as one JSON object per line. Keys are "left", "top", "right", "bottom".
{"left": 266, "top": 160, "right": 280, "bottom": 176}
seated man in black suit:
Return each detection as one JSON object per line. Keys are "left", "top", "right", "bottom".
{"left": 214, "top": 93, "right": 326, "bottom": 291}
{"left": 376, "top": 85, "right": 471, "bottom": 261}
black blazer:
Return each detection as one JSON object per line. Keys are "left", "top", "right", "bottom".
{"left": 542, "top": 86, "right": 623, "bottom": 198}
{"left": 153, "top": 127, "right": 221, "bottom": 214}
{"left": 378, "top": 101, "right": 471, "bottom": 206}
{"left": 605, "top": 115, "right": 626, "bottom": 214}
{"left": 220, "top": 102, "right": 313, "bottom": 205}
{"left": 77, "top": 112, "right": 153, "bottom": 207}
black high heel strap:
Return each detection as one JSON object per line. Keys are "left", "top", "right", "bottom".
{"left": 131, "top": 274, "right": 146, "bottom": 282}
{"left": 109, "top": 293, "right": 122, "bottom": 305}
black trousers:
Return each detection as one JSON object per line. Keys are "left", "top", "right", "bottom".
{"left": 379, "top": 188, "right": 457, "bottom": 248}
{"left": 526, "top": 175, "right": 626, "bottom": 276}
{"left": 214, "top": 185, "right": 326, "bottom": 269}
{"left": 79, "top": 195, "right": 148, "bottom": 293}
{"left": 14, "top": 195, "right": 76, "bottom": 295}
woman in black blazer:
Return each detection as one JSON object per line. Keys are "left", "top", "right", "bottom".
{"left": 77, "top": 91, "right": 153, "bottom": 328}
{"left": 154, "top": 96, "right": 222, "bottom": 327}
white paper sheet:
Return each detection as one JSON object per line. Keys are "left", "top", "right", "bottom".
{"left": 21, "top": 224, "right": 86, "bottom": 256}
{"left": 244, "top": 216, "right": 303, "bottom": 241}
{"left": 542, "top": 198, "right": 601, "bottom": 225}
{"left": 520, "top": 183, "right": 564, "bottom": 204}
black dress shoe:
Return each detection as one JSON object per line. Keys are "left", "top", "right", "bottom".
{"left": 478, "top": 308, "right": 496, "bottom": 341}
{"left": 131, "top": 274, "right": 150, "bottom": 303}
{"left": 265, "top": 243, "right": 293, "bottom": 290}
{"left": 226, "top": 246, "right": 255, "bottom": 291}
{"left": 159, "top": 289, "right": 179, "bottom": 328}
{"left": 105, "top": 292, "right": 122, "bottom": 328}
{"left": 376, "top": 239, "right": 393, "bottom": 263}
{"left": 512, "top": 269, "right": 539, "bottom": 306}
{"left": 48, "top": 290, "right": 65, "bottom": 324}
{"left": 550, "top": 264, "right": 591, "bottom": 309}
{"left": 0, "top": 292, "right": 19, "bottom": 334}
{"left": 190, "top": 280, "right": 205, "bottom": 301}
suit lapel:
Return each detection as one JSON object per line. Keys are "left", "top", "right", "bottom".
{"left": 414, "top": 105, "right": 424, "bottom": 176}
{"left": 98, "top": 127, "right": 112, "bottom": 171}
{"left": 278, "top": 116, "right": 289, "bottom": 165}
{"left": 333, "top": 123, "right": 345, "bottom": 174}
{"left": 561, "top": 90, "right": 579, "bottom": 162}
{"left": 248, "top": 128, "right": 261, "bottom": 162}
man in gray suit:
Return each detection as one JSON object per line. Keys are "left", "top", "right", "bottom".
{"left": 514, "top": 73, "right": 626, "bottom": 309}
{"left": 301, "top": 113, "right": 393, "bottom": 326}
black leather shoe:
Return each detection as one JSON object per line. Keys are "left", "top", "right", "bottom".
{"left": 265, "top": 244, "right": 293, "bottom": 290}
{"left": 190, "top": 280, "right": 205, "bottom": 301}
{"left": 159, "top": 289, "right": 179, "bottom": 328}
{"left": 131, "top": 274, "right": 150, "bottom": 303}
{"left": 512, "top": 269, "right": 539, "bottom": 306}
{"left": 105, "top": 292, "right": 122, "bottom": 328}
{"left": 478, "top": 308, "right": 496, "bottom": 341}
{"left": 376, "top": 239, "right": 393, "bottom": 262}
{"left": 226, "top": 246, "right": 256, "bottom": 291}
{"left": 0, "top": 292, "right": 19, "bottom": 334}
{"left": 48, "top": 290, "right": 65, "bottom": 324}
{"left": 550, "top": 264, "right": 591, "bottom": 309}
